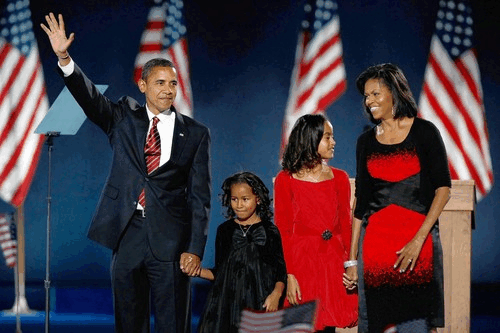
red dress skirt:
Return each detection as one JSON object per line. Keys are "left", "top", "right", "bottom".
{"left": 274, "top": 168, "right": 358, "bottom": 330}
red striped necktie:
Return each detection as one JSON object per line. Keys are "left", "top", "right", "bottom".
{"left": 138, "top": 117, "right": 161, "bottom": 208}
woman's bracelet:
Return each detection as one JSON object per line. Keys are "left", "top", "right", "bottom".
{"left": 344, "top": 260, "right": 358, "bottom": 268}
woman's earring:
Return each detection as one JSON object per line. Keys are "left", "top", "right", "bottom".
{"left": 392, "top": 106, "right": 395, "bottom": 117}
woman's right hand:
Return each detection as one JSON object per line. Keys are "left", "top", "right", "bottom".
{"left": 343, "top": 266, "right": 358, "bottom": 290}
{"left": 286, "top": 274, "right": 302, "bottom": 305}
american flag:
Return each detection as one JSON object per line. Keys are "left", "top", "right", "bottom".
{"left": 133, "top": 0, "right": 193, "bottom": 117}
{"left": 280, "top": 0, "right": 346, "bottom": 153}
{"left": 0, "top": 213, "right": 17, "bottom": 268}
{"left": 238, "top": 301, "right": 316, "bottom": 333}
{"left": 418, "top": 0, "right": 493, "bottom": 200}
{"left": 0, "top": 0, "right": 48, "bottom": 207}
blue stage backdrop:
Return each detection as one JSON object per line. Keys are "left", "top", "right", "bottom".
{"left": 1, "top": 0, "right": 499, "bottom": 288}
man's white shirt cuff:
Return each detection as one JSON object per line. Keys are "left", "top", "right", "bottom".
{"left": 58, "top": 59, "right": 75, "bottom": 77}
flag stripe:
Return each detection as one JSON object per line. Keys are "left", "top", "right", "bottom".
{"left": 0, "top": 61, "right": 40, "bottom": 146}
{"left": 238, "top": 301, "right": 316, "bottom": 332}
{"left": 455, "top": 55, "right": 481, "bottom": 105}
{"left": 418, "top": 1, "right": 493, "bottom": 199}
{"left": 11, "top": 134, "right": 45, "bottom": 206}
{"left": 297, "top": 32, "right": 340, "bottom": 81}
{"left": 133, "top": 0, "right": 193, "bottom": 117}
{"left": 419, "top": 94, "right": 467, "bottom": 182}
{"left": 298, "top": 61, "right": 345, "bottom": 116}
{"left": 429, "top": 53, "right": 485, "bottom": 160}
{"left": 295, "top": 52, "right": 343, "bottom": 110}
{"left": 140, "top": 44, "right": 163, "bottom": 53}
{"left": 422, "top": 82, "right": 485, "bottom": 194}
{"left": 0, "top": 41, "right": 12, "bottom": 65}
{"left": 141, "top": 31, "right": 163, "bottom": 44}
{"left": 167, "top": 44, "right": 191, "bottom": 111}
{"left": 0, "top": 88, "right": 45, "bottom": 187}
{"left": 280, "top": 0, "right": 346, "bottom": 152}
{"left": 457, "top": 52, "right": 494, "bottom": 181}
{"left": 1, "top": 0, "right": 49, "bottom": 207}
{"left": 146, "top": 21, "right": 164, "bottom": 30}
{"left": 303, "top": 18, "right": 340, "bottom": 63}
{"left": 0, "top": 214, "right": 16, "bottom": 268}
{"left": 423, "top": 55, "right": 482, "bottom": 165}
{"left": 448, "top": 161, "right": 459, "bottom": 181}
{"left": 0, "top": 52, "right": 44, "bottom": 169}
{"left": 317, "top": 76, "right": 346, "bottom": 111}
{"left": 0, "top": 55, "right": 25, "bottom": 108}
{"left": 295, "top": 32, "right": 343, "bottom": 101}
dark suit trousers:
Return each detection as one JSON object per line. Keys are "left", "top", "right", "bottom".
{"left": 111, "top": 214, "right": 191, "bottom": 333}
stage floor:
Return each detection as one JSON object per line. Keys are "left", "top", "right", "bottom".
{"left": 0, "top": 283, "right": 498, "bottom": 332}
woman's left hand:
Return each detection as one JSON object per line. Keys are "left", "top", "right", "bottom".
{"left": 262, "top": 291, "right": 281, "bottom": 312}
{"left": 394, "top": 235, "right": 426, "bottom": 273}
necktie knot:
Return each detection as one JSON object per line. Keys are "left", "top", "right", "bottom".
{"left": 152, "top": 116, "right": 159, "bottom": 127}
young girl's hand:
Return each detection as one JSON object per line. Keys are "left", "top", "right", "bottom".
{"left": 286, "top": 274, "right": 302, "bottom": 305}
{"left": 343, "top": 266, "right": 358, "bottom": 290}
{"left": 262, "top": 290, "right": 281, "bottom": 312}
{"left": 180, "top": 252, "right": 201, "bottom": 276}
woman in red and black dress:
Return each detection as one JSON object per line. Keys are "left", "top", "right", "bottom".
{"left": 275, "top": 114, "right": 358, "bottom": 332}
{"left": 343, "top": 63, "right": 451, "bottom": 333}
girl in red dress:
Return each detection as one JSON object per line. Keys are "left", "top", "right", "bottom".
{"left": 275, "top": 114, "right": 358, "bottom": 332}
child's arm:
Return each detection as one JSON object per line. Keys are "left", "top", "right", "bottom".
{"left": 188, "top": 222, "right": 226, "bottom": 281}
{"left": 198, "top": 268, "right": 215, "bottom": 281}
{"left": 264, "top": 224, "right": 288, "bottom": 311}
{"left": 262, "top": 281, "right": 285, "bottom": 312}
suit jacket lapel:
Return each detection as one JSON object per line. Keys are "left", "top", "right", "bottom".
{"left": 138, "top": 105, "right": 187, "bottom": 174}
{"left": 167, "top": 111, "right": 188, "bottom": 166}
{"left": 135, "top": 107, "right": 150, "bottom": 171}
{"left": 147, "top": 108, "right": 188, "bottom": 174}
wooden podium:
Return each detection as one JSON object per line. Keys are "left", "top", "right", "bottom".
{"left": 347, "top": 179, "right": 475, "bottom": 333}
{"left": 436, "top": 180, "right": 475, "bottom": 333}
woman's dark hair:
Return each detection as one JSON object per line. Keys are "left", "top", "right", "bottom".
{"left": 221, "top": 171, "right": 272, "bottom": 220}
{"left": 355, "top": 63, "right": 418, "bottom": 124}
{"left": 281, "top": 114, "right": 328, "bottom": 173}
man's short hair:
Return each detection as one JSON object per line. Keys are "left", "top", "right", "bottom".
{"left": 141, "top": 58, "right": 176, "bottom": 81}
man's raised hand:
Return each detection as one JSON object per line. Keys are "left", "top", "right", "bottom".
{"left": 40, "top": 13, "right": 74, "bottom": 60}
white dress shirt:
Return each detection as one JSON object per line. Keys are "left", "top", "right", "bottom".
{"left": 59, "top": 59, "right": 176, "bottom": 210}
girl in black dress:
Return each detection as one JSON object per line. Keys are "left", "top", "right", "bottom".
{"left": 195, "top": 172, "right": 287, "bottom": 333}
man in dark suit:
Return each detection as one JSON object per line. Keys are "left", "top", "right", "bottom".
{"left": 41, "top": 13, "right": 211, "bottom": 333}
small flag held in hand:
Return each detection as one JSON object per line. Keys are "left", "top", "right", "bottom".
{"left": 0, "top": 213, "right": 17, "bottom": 268}
{"left": 239, "top": 300, "right": 317, "bottom": 333}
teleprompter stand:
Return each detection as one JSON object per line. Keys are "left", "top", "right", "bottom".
{"left": 35, "top": 85, "right": 108, "bottom": 333}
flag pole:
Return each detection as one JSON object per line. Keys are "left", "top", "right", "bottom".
{"left": 9, "top": 202, "right": 32, "bottom": 315}
{"left": 2, "top": 204, "right": 33, "bottom": 332}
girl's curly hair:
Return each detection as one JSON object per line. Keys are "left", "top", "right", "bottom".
{"left": 220, "top": 171, "right": 272, "bottom": 220}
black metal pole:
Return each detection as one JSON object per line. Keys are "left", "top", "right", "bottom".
{"left": 44, "top": 132, "right": 59, "bottom": 333}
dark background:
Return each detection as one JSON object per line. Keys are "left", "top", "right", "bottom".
{"left": 1, "top": 0, "right": 499, "bottom": 292}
